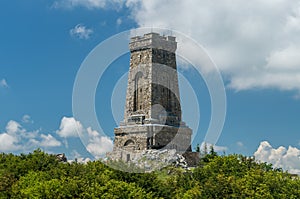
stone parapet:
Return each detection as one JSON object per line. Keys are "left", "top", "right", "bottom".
{"left": 129, "top": 33, "right": 177, "bottom": 52}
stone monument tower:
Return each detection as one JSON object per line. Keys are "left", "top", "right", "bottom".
{"left": 110, "top": 33, "right": 193, "bottom": 162}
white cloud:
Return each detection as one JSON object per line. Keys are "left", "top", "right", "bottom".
{"left": 121, "top": 0, "right": 300, "bottom": 94}
{"left": 0, "top": 119, "right": 62, "bottom": 152}
{"left": 254, "top": 141, "right": 300, "bottom": 175}
{"left": 5, "top": 120, "right": 37, "bottom": 140}
{"left": 40, "top": 134, "right": 61, "bottom": 147}
{"left": 0, "top": 79, "right": 8, "bottom": 88}
{"left": 86, "top": 127, "right": 113, "bottom": 158}
{"left": 22, "top": 114, "right": 33, "bottom": 124}
{"left": 52, "top": 0, "right": 125, "bottom": 10}
{"left": 56, "top": 117, "right": 84, "bottom": 137}
{"left": 266, "top": 45, "right": 300, "bottom": 71}
{"left": 53, "top": 0, "right": 107, "bottom": 9}
{"left": 56, "top": 117, "right": 113, "bottom": 158}
{"left": 70, "top": 24, "right": 93, "bottom": 39}
{"left": 6, "top": 120, "right": 23, "bottom": 135}
{"left": 0, "top": 116, "right": 112, "bottom": 157}
{"left": 56, "top": 0, "right": 300, "bottom": 93}
{"left": 0, "top": 133, "right": 20, "bottom": 151}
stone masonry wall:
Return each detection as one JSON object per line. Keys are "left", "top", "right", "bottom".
{"left": 109, "top": 33, "right": 194, "bottom": 164}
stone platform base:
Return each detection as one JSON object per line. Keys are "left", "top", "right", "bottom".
{"left": 106, "top": 149, "right": 200, "bottom": 170}
{"left": 110, "top": 124, "right": 192, "bottom": 162}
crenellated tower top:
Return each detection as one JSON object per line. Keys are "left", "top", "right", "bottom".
{"left": 129, "top": 32, "right": 177, "bottom": 53}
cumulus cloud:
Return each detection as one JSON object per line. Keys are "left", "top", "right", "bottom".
{"left": 123, "top": 0, "right": 300, "bottom": 94}
{"left": 40, "top": 134, "right": 61, "bottom": 147}
{"left": 58, "top": 0, "right": 300, "bottom": 93}
{"left": 5, "top": 120, "right": 38, "bottom": 139}
{"left": 56, "top": 117, "right": 113, "bottom": 158}
{"left": 70, "top": 24, "right": 93, "bottom": 39}
{"left": 0, "top": 79, "right": 8, "bottom": 88}
{"left": 56, "top": 117, "right": 84, "bottom": 137}
{"left": 0, "top": 116, "right": 112, "bottom": 159}
{"left": 0, "top": 133, "right": 20, "bottom": 151}
{"left": 254, "top": 141, "right": 300, "bottom": 175}
{"left": 86, "top": 127, "right": 113, "bottom": 158}
{"left": 0, "top": 120, "right": 61, "bottom": 152}
{"left": 65, "top": 0, "right": 300, "bottom": 94}
{"left": 6, "top": 120, "right": 23, "bottom": 135}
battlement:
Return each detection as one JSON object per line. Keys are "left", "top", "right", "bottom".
{"left": 129, "top": 32, "right": 177, "bottom": 52}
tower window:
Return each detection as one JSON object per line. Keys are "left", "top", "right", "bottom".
{"left": 134, "top": 72, "right": 143, "bottom": 111}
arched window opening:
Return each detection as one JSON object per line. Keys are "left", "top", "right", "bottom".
{"left": 133, "top": 72, "right": 143, "bottom": 111}
{"left": 124, "top": 139, "right": 135, "bottom": 146}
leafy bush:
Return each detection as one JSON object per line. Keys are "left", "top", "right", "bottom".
{"left": 0, "top": 149, "right": 299, "bottom": 198}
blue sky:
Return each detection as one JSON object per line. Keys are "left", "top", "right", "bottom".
{"left": 1, "top": 0, "right": 300, "bottom": 173}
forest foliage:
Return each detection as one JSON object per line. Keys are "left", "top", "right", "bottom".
{"left": 0, "top": 148, "right": 300, "bottom": 199}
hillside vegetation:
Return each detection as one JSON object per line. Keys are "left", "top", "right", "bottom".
{"left": 0, "top": 149, "right": 300, "bottom": 198}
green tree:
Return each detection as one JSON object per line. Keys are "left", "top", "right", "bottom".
{"left": 1, "top": 149, "right": 300, "bottom": 198}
